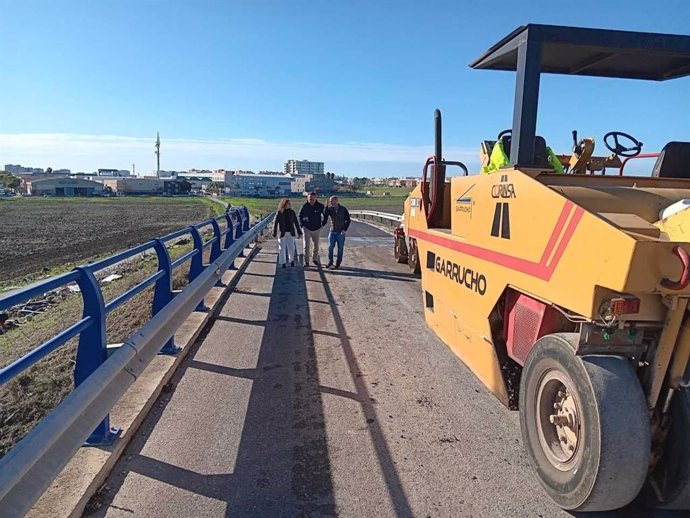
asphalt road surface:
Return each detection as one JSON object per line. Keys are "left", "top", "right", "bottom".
{"left": 85, "top": 221, "right": 681, "bottom": 518}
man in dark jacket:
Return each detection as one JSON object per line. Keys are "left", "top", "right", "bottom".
{"left": 298, "top": 191, "right": 325, "bottom": 267}
{"left": 323, "top": 195, "right": 351, "bottom": 269}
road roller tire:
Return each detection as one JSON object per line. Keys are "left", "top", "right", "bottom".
{"left": 394, "top": 235, "right": 408, "bottom": 264}
{"left": 408, "top": 238, "right": 421, "bottom": 275}
{"left": 646, "top": 381, "right": 690, "bottom": 510}
{"left": 519, "top": 333, "right": 651, "bottom": 512}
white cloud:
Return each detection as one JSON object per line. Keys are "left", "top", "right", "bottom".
{"left": 0, "top": 133, "right": 477, "bottom": 176}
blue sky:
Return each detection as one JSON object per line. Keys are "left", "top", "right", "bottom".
{"left": 0, "top": 0, "right": 688, "bottom": 176}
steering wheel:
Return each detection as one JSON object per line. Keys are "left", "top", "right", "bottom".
{"left": 497, "top": 129, "right": 511, "bottom": 140}
{"left": 603, "top": 131, "right": 643, "bottom": 157}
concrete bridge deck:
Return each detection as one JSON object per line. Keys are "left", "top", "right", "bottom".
{"left": 84, "top": 222, "right": 660, "bottom": 518}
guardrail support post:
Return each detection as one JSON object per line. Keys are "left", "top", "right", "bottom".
{"left": 242, "top": 207, "right": 250, "bottom": 231}
{"left": 236, "top": 211, "right": 245, "bottom": 258}
{"left": 189, "top": 226, "right": 207, "bottom": 311}
{"left": 153, "top": 239, "right": 179, "bottom": 355}
{"left": 209, "top": 219, "right": 222, "bottom": 262}
{"left": 224, "top": 213, "right": 237, "bottom": 270}
{"left": 209, "top": 219, "right": 225, "bottom": 286}
{"left": 74, "top": 267, "right": 120, "bottom": 445}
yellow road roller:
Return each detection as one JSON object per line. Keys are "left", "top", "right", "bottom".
{"left": 394, "top": 24, "right": 690, "bottom": 512}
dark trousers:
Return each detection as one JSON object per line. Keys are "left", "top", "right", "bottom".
{"left": 328, "top": 231, "right": 345, "bottom": 264}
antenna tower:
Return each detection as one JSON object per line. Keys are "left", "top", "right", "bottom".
{"left": 155, "top": 132, "right": 161, "bottom": 179}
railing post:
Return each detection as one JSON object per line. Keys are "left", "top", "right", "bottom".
{"left": 209, "top": 218, "right": 222, "bottom": 262}
{"left": 224, "top": 213, "right": 237, "bottom": 270}
{"left": 236, "top": 211, "right": 245, "bottom": 258}
{"left": 242, "top": 207, "right": 250, "bottom": 231}
{"left": 209, "top": 218, "right": 225, "bottom": 286}
{"left": 74, "top": 266, "right": 119, "bottom": 445}
{"left": 153, "top": 239, "right": 179, "bottom": 355}
{"left": 235, "top": 211, "right": 244, "bottom": 239}
{"left": 188, "top": 225, "right": 207, "bottom": 311}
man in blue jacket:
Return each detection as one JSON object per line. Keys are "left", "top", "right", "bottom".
{"left": 298, "top": 191, "right": 325, "bottom": 267}
{"left": 323, "top": 195, "right": 351, "bottom": 270}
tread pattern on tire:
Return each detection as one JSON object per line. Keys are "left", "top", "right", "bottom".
{"left": 519, "top": 333, "right": 651, "bottom": 512}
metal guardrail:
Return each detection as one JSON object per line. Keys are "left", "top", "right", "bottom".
{"left": 349, "top": 210, "right": 403, "bottom": 224}
{"left": 0, "top": 207, "right": 274, "bottom": 517}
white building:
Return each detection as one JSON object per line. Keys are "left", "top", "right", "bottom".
{"left": 97, "top": 168, "right": 131, "bottom": 177}
{"left": 284, "top": 160, "right": 324, "bottom": 176}
{"left": 226, "top": 173, "right": 293, "bottom": 197}
{"left": 212, "top": 169, "right": 232, "bottom": 185}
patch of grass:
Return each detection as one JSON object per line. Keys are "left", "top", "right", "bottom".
{"left": 360, "top": 185, "right": 412, "bottom": 196}
{"left": 337, "top": 196, "right": 406, "bottom": 213}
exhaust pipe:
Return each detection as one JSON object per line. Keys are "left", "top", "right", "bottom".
{"left": 435, "top": 108, "right": 442, "bottom": 166}
{"left": 428, "top": 109, "right": 446, "bottom": 226}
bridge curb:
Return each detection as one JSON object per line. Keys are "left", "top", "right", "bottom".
{"left": 26, "top": 242, "right": 261, "bottom": 518}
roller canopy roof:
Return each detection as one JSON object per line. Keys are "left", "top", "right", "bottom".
{"left": 470, "top": 24, "right": 690, "bottom": 81}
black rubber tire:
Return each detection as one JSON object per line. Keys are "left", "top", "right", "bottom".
{"left": 519, "top": 333, "right": 651, "bottom": 512}
{"left": 394, "top": 235, "right": 408, "bottom": 264}
{"left": 646, "top": 382, "right": 690, "bottom": 510}
{"left": 408, "top": 238, "right": 421, "bottom": 274}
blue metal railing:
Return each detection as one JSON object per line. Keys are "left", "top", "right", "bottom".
{"left": 0, "top": 205, "right": 253, "bottom": 444}
{"left": 0, "top": 208, "right": 273, "bottom": 516}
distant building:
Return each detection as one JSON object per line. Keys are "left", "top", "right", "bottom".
{"left": 97, "top": 168, "right": 130, "bottom": 177}
{"left": 401, "top": 177, "right": 420, "bottom": 188}
{"left": 100, "top": 177, "right": 164, "bottom": 195}
{"left": 226, "top": 173, "right": 293, "bottom": 197}
{"left": 175, "top": 173, "right": 213, "bottom": 190}
{"left": 183, "top": 176, "right": 213, "bottom": 191}
{"left": 17, "top": 172, "right": 70, "bottom": 193}
{"left": 69, "top": 173, "right": 99, "bottom": 181}
{"left": 163, "top": 179, "right": 191, "bottom": 195}
{"left": 306, "top": 174, "right": 336, "bottom": 194}
{"left": 27, "top": 177, "right": 103, "bottom": 196}
{"left": 212, "top": 170, "right": 232, "bottom": 185}
{"left": 290, "top": 174, "right": 312, "bottom": 194}
{"left": 285, "top": 160, "right": 324, "bottom": 176}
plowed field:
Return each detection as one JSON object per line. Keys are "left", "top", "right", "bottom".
{"left": 0, "top": 197, "right": 219, "bottom": 285}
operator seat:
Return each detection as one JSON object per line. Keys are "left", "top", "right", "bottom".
{"left": 652, "top": 142, "right": 690, "bottom": 179}
{"left": 501, "top": 135, "right": 552, "bottom": 168}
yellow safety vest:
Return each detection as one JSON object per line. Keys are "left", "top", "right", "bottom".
{"left": 482, "top": 141, "right": 564, "bottom": 174}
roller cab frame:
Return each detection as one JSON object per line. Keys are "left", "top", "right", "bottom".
{"left": 397, "top": 24, "right": 690, "bottom": 512}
